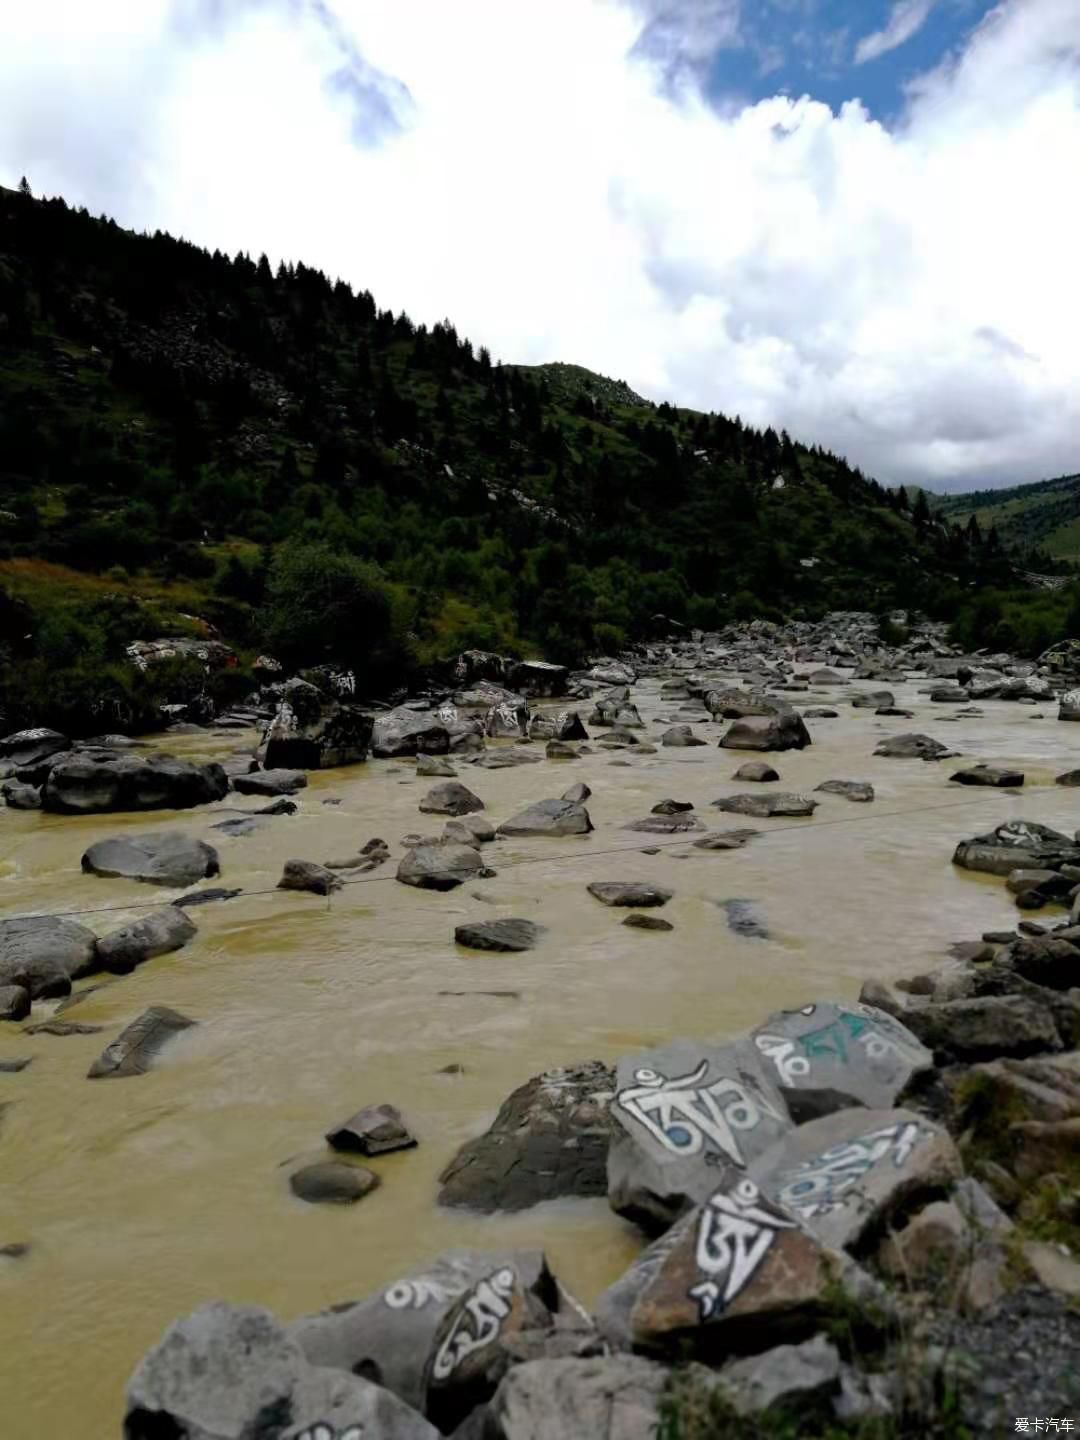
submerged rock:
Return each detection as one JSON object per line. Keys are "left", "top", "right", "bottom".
{"left": 454, "top": 919, "right": 545, "bottom": 952}
{"left": 397, "top": 843, "right": 485, "bottom": 891}
{"left": 661, "top": 725, "right": 707, "bottom": 747}
{"left": 712, "top": 792, "right": 817, "bottom": 819}
{"left": 622, "top": 915, "right": 674, "bottom": 932}
{"left": 814, "top": 780, "right": 874, "bottom": 803}
{"left": 950, "top": 765, "right": 1025, "bottom": 788}
{"left": 0, "top": 915, "right": 97, "bottom": 999}
{"left": 233, "top": 768, "right": 307, "bottom": 797}
{"left": 733, "top": 761, "right": 779, "bottom": 783}
{"left": 498, "top": 799, "right": 593, "bottom": 837}
{"left": 82, "top": 832, "right": 220, "bottom": 887}
{"left": 623, "top": 813, "right": 705, "bottom": 834}
{"left": 873, "top": 734, "right": 953, "bottom": 761}
{"left": 277, "top": 859, "right": 342, "bottom": 896}
{"left": 289, "top": 1161, "right": 380, "bottom": 1205}
{"left": 95, "top": 906, "right": 197, "bottom": 974}
{"left": 716, "top": 898, "right": 769, "bottom": 938}
{"left": 87, "top": 1005, "right": 196, "bottom": 1078}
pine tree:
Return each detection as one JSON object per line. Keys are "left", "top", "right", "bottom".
{"left": 18, "top": 175, "right": 31, "bottom": 197}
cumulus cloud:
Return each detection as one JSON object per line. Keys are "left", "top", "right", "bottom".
{"left": 1, "top": 0, "right": 1078, "bottom": 491}
{"left": 855, "top": 0, "right": 937, "bottom": 65}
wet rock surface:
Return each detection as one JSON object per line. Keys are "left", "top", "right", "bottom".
{"left": 497, "top": 798, "right": 593, "bottom": 837}
{"left": 398, "top": 842, "right": 486, "bottom": 890}
{"left": 82, "top": 832, "right": 220, "bottom": 887}
{"left": 87, "top": 1005, "right": 196, "bottom": 1078}
{"left": 454, "top": 919, "right": 545, "bottom": 952}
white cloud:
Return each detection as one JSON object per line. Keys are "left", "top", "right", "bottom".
{"left": 855, "top": 0, "right": 937, "bottom": 66}
{"left": 1, "top": 0, "right": 1079, "bottom": 491}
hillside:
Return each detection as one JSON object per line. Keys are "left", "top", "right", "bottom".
{"left": 0, "top": 181, "right": 1014, "bottom": 730}
{"left": 932, "top": 472, "right": 1080, "bottom": 567}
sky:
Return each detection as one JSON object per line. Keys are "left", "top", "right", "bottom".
{"left": 1, "top": 0, "right": 1078, "bottom": 493}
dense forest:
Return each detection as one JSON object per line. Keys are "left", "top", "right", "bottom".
{"left": 931, "top": 472, "right": 1080, "bottom": 568}
{"left": 0, "top": 180, "right": 1069, "bottom": 731}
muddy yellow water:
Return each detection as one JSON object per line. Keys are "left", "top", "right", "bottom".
{"left": 1, "top": 672, "right": 1077, "bottom": 1437}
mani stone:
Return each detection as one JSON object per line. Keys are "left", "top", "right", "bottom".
{"left": 397, "top": 843, "right": 485, "bottom": 891}
{"left": 587, "top": 882, "right": 673, "bottom": 909}
{"left": 125, "top": 1301, "right": 439, "bottom": 1440}
{"left": 277, "top": 859, "right": 343, "bottom": 896}
{"left": 747, "top": 1001, "right": 933, "bottom": 1123}
{"left": 712, "top": 792, "right": 817, "bottom": 819}
{"left": 733, "top": 761, "right": 779, "bottom": 783}
{"left": 595, "top": 1177, "right": 869, "bottom": 1358}
{"left": 750, "top": 1107, "right": 963, "bottom": 1255}
{"left": 454, "top": 919, "right": 545, "bottom": 952}
{"left": 607, "top": 1039, "right": 792, "bottom": 1233}
{"left": 950, "top": 765, "right": 1025, "bottom": 788}
{"left": 326, "top": 1103, "right": 416, "bottom": 1156}
{"left": 483, "top": 1355, "right": 671, "bottom": 1440}
{"left": 438, "top": 1061, "right": 614, "bottom": 1212}
{"left": 720, "top": 712, "right": 811, "bottom": 752}
{"left": 290, "top": 1249, "right": 561, "bottom": 1431}
{"left": 0, "top": 914, "right": 98, "bottom": 999}
{"left": 814, "top": 780, "right": 874, "bottom": 803}
{"left": 94, "top": 906, "right": 197, "bottom": 974}
{"left": 81, "top": 832, "right": 220, "bottom": 887}
{"left": 87, "top": 1005, "right": 196, "bottom": 1078}
{"left": 419, "top": 782, "right": 484, "bottom": 816}
{"left": 497, "top": 799, "right": 593, "bottom": 837}
{"left": 289, "top": 1161, "right": 380, "bottom": 1205}
{"left": 873, "top": 734, "right": 952, "bottom": 761}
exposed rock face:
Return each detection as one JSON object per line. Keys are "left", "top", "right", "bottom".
{"left": 419, "top": 782, "right": 485, "bottom": 816}
{"left": 712, "top": 792, "right": 817, "bottom": 819}
{"left": 124, "top": 1302, "right": 439, "bottom": 1440}
{"left": 950, "top": 765, "right": 1025, "bottom": 788}
{"left": 87, "top": 1005, "right": 196, "bottom": 1078}
{"left": 397, "top": 843, "right": 486, "bottom": 891}
{"left": 263, "top": 687, "right": 373, "bottom": 770}
{"left": 454, "top": 919, "right": 545, "bottom": 952}
{"left": 748, "top": 1002, "right": 933, "bottom": 1122}
{"left": 720, "top": 712, "right": 811, "bottom": 752}
{"left": 0, "top": 915, "right": 97, "bottom": 999}
{"left": 587, "top": 882, "right": 673, "bottom": 908}
{"left": 482, "top": 1355, "right": 670, "bottom": 1440}
{"left": 42, "top": 751, "right": 228, "bottom": 813}
{"left": 607, "top": 1039, "right": 792, "bottom": 1231}
{"left": 497, "top": 799, "right": 593, "bottom": 837}
{"left": 623, "top": 813, "right": 705, "bottom": 834}
{"left": 95, "top": 906, "right": 197, "bottom": 974}
{"left": 373, "top": 708, "right": 452, "bottom": 757}
{"left": 439, "top": 1062, "right": 614, "bottom": 1212}
{"left": 326, "top": 1103, "right": 416, "bottom": 1155}
{"left": 873, "top": 734, "right": 952, "bottom": 761}
{"left": 278, "top": 859, "right": 343, "bottom": 896}
{"left": 82, "top": 832, "right": 220, "bottom": 887}
{"left": 814, "top": 780, "right": 874, "bottom": 803}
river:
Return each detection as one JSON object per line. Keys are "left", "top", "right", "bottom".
{"left": 1, "top": 669, "right": 1075, "bottom": 1437}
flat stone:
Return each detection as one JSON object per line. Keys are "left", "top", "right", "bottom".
{"left": 622, "top": 813, "right": 705, "bottom": 834}
{"left": 173, "top": 887, "right": 242, "bottom": 909}
{"left": 470, "top": 748, "right": 542, "bottom": 769}
{"left": 232, "top": 768, "right": 308, "bottom": 797}
{"left": 692, "top": 830, "right": 758, "bottom": 850}
{"left": 277, "top": 859, "right": 342, "bottom": 896}
{"left": 0, "top": 1058, "right": 31, "bottom": 1072}
{"left": 497, "top": 799, "right": 592, "bottom": 837}
{"left": 815, "top": 780, "right": 874, "bottom": 803}
{"left": 454, "top": 919, "right": 545, "bottom": 952}
{"left": 87, "top": 1006, "right": 196, "bottom": 1078}
{"left": 326, "top": 1103, "right": 416, "bottom": 1156}
{"left": 289, "top": 1161, "right": 380, "bottom": 1204}
{"left": 82, "top": 832, "right": 219, "bottom": 887}
{"left": 622, "top": 915, "right": 674, "bottom": 932}
{"left": 398, "top": 843, "right": 485, "bottom": 891}
{"left": 587, "top": 882, "right": 673, "bottom": 908}
{"left": 712, "top": 792, "right": 817, "bottom": 818}
{"left": 419, "top": 782, "right": 485, "bottom": 816}
{"left": 24, "top": 1020, "right": 103, "bottom": 1036}
{"left": 716, "top": 898, "right": 769, "bottom": 938}
{"left": 94, "top": 906, "right": 197, "bottom": 974}
{"left": 438, "top": 1061, "right": 613, "bottom": 1212}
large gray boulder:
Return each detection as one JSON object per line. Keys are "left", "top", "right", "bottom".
{"left": 497, "top": 799, "right": 593, "bottom": 837}
{"left": 712, "top": 792, "right": 817, "bottom": 818}
{"left": 898, "top": 994, "right": 1062, "bottom": 1061}
{"left": 482, "top": 1356, "right": 670, "bottom": 1440}
{"left": 291, "top": 1249, "right": 564, "bottom": 1430}
{"left": 125, "top": 1302, "right": 439, "bottom": 1440}
{"left": 0, "top": 726, "right": 69, "bottom": 769}
{"left": 0, "top": 915, "right": 97, "bottom": 999}
{"left": 263, "top": 689, "right": 373, "bottom": 770}
{"left": 749, "top": 1001, "right": 933, "bottom": 1122}
{"left": 42, "top": 751, "right": 228, "bottom": 813}
{"left": 373, "top": 708, "right": 451, "bottom": 758}
{"left": 587, "top": 882, "right": 673, "bottom": 908}
{"left": 606, "top": 1039, "right": 792, "bottom": 1232}
{"left": 82, "top": 832, "right": 220, "bottom": 887}
{"left": 661, "top": 725, "right": 707, "bottom": 747}
{"left": 419, "top": 782, "right": 484, "bottom": 816}
{"left": 720, "top": 712, "right": 811, "bottom": 752}
{"left": 87, "top": 1005, "right": 196, "bottom": 1078}
{"left": 704, "top": 689, "right": 781, "bottom": 719}
{"left": 95, "top": 906, "right": 197, "bottom": 974}
{"left": 439, "top": 1062, "right": 614, "bottom": 1212}
{"left": 952, "top": 819, "right": 1080, "bottom": 876}
{"left": 751, "top": 1107, "right": 963, "bottom": 1254}
{"left": 397, "top": 843, "right": 485, "bottom": 891}
{"left": 454, "top": 919, "right": 545, "bottom": 952}
{"left": 233, "top": 768, "right": 307, "bottom": 797}
{"left": 873, "top": 734, "right": 952, "bottom": 761}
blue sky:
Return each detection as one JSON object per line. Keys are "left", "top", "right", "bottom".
{"left": 696, "top": 1, "right": 1000, "bottom": 120}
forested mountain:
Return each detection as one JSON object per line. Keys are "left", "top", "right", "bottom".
{"left": 931, "top": 473, "right": 1080, "bottom": 568}
{"left": 0, "top": 181, "right": 1021, "bottom": 728}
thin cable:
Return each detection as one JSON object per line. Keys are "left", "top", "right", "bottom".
{"left": 0, "top": 784, "right": 1062, "bottom": 927}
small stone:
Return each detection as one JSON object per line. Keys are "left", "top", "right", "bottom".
{"left": 416, "top": 754, "right": 457, "bottom": 777}
{"left": 587, "top": 882, "right": 673, "bottom": 908}
{"left": 651, "top": 798, "right": 694, "bottom": 814}
{"left": 815, "top": 779, "right": 874, "bottom": 803}
{"left": 289, "top": 1161, "right": 380, "bottom": 1205}
{"left": 622, "top": 914, "right": 674, "bottom": 931}
{"left": 454, "top": 919, "right": 545, "bottom": 952}
{"left": 733, "top": 761, "right": 779, "bottom": 783}
{"left": 418, "top": 782, "right": 484, "bottom": 816}
{"left": 277, "top": 859, "right": 342, "bottom": 896}
{"left": 326, "top": 1103, "right": 416, "bottom": 1155}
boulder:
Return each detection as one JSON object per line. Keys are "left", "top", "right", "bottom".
{"left": 327, "top": 1103, "right": 416, "bottom": 1155}
{"left": 930, "top": 686, "right": 969, "bottom": 703}
{"left": 652, "top": 799, "right": 694, "bottom": 815}
{"left": 950, "top": 765, "right": 1025, "bottom": 788}
{"left": 82, "top": 833, "right": 220, "bottom": 887}
{"left": 470, "top": 748, "right": 542, "bottom": 769}
{"left": 589, "top": 663, "right": 636, "bottom": 685}
{"left": 398, "top": 844, "right": 485, "bottom": 891}
{"left": 482, "top": 1356, "right": 669, "bottom": 1440}
{"left": 528, "top": 709, "right": 588, "bottom": 742}
{"left": 419, "top": 782, "right": 485, "bottom": 817}
{"left": 1, "top": 780, "right": 41, "bottom": 809}
{"left": 486, "top": 698, "right": 530, "bottom": 739}
{"left": 814, "top": 780, "right": 874, "bottom": 803}
{"left": 1055, "top": 769, "right": 1080, "bottom": 786}
{"left": 711, "top": 1335, "right": 842, "bottom": 1417}
{"left": 0, "top": 985, "right": 30, "bottom": 1021}
{"left": 417, "top": 754, "right": 457, "bottom": 777}
{"left": 439, "top": 1062, "right": 614, "bottom": 1212}
{"left": 733, "top": 762, "right": 779, "bottom": 783}
{"left": 751, "top": 1107, "right": 963, "bottom": 1254}
{"left": 712, "top": 792, "right": 817, "bottom": 819}
{"left": 0, "top": 727, "right": 69, "bottom": 768}
{"left": 278, "top": 859, "right": 342, "bottom": 896}
{"left": 749, "top": 1001, "right": 933, "bottom": 1122}
{"left": 852, "top": 690, "right": 894, "bottom": 709}
{"left": 373, "top": 708, "right": 451, "bottom": 757}
{"left": 444, "top": 815, "right": 495, "bottom": 847}
{"left": 720, "top": 713, "right": 811, "bottom": 752}
{"left": 587, "top": 882, "right": 673, "bottom": 908}
{"left": 1058, "top": 689, "right": 1080, "bottom": 721}
{"left": 233, "top": 768, "right": 307, "bottom": 797}
{"left": 42, "top": 751, "right": 228, "bottom": 813}
{"left": 87, "top": 1005, "right": 196, "bottom": 1078}
{"left": 953, "top": 819, "right": 1080, "bottom": 876}
{"left": 95, "top": 906, "right": 197, "bottom": 974}
{"left": 497, "top": 799, "right": 592, "bottom": 837}
{"left": 899, "top": 995, "right": 1061, "bottom": 1061}
{"left": 704, "top": 689, "right": 781, "bottom": 719}
{"left": 607, "top": 1038, "right": 792, "bottom": 1231}
{"left": 125, "top": 1302, "right": 439, "bottom": 1440}
{"left": 1009, "top": 935, "right": 1080, "bottom": 989}
{"left": 0, "top": 915, "right": 97, "bottom": 999}
{"left": 454, "top": 919, "right": 545, "bottom": 952}
{"left": 289, "top": 1161, "right": 380, "bottom": 1204}
{"left": 873, "top": 734, "right": 952, "bottom": 761}
{"left": 804, "top": 708, "right": 838, "bottom": 719}
{"left": 716, "top": 898, "right": 769, "bottom": 938}
{"left": 509, "top": 660, "right": 569, "bottom": 698}
{"left": 263, "top": 696, "right": 373, "bottom": 770}
{"left": 561, "top": 782, "right": 591, "bottom": 804}
{"left": 661, "top": 725, "right": 707, "bottom": 747}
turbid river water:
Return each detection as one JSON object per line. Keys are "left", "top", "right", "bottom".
{"left": 1, "top": 671, "right": 1077, "bottom": 1438}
